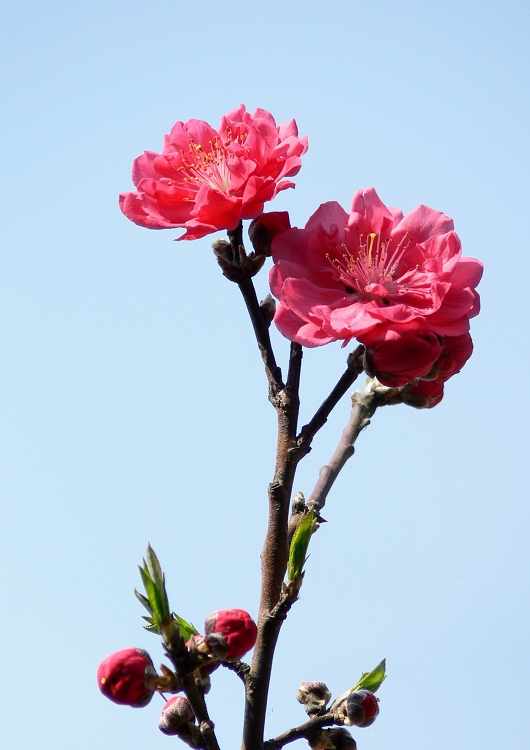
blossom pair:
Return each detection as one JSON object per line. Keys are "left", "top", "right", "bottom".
{"left": 120, "top": 106, "right": 482, "bottom": 400}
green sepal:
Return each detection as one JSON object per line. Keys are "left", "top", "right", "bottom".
{"left": 287, "top": 509, "right": 316, "bottom": 582}
{"left": 173, "top": 614, "right": 198, "bottom": 641}
{"left": 351, "top": 659, "right": 386, "bottom": 694}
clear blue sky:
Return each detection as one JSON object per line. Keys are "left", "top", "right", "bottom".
{"left": 1, "top": 1, "right": 528, "bottom": 748}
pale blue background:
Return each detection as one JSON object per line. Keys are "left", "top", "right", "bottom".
{"left": 1, "top": 1, "right": 528, "bottom": 748}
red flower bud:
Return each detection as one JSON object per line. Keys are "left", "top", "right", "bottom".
{"left": 343, "top": 689, "right": 379, "bottom": 728}
{"left": 431, "top": 332, "right": 474, "bottom": 381}
{"left": 158, "top": 695, "right": 194, "bottom": 735}
{"left": 97, "top": 648, "right": 158, "bottom": 707}
{"left": 362, "top": 324, "right": 442, "bottom": 387}
{"left": 401, "top": 377, "right": 445, "bottom": 409}
{"left": 204, "top": 608, "right": 257, "bottom": 660}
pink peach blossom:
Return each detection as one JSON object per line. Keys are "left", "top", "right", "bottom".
{"left": 119, "top": 106, "right": 308, "bottom": 240}
{"left": 270, "top": 189, "right": 482, "bottom": 385}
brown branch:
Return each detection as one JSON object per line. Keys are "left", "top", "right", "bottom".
{"left": 307, "top": 380, "right": 381, "bottom": 515}
{"left": 227, "top": 229, "right": 367, "bottom": 750}
{"left": 181, "top": 673, "right": 221, "bottom": 750}
{"left": 162, "top": 629, "right": 221, "bottom": 750}
{"left": 263, "top": 712, "right": 341, "bottom": 750}
{"left": 220, "top": 659, "right": 251, "bottom": 686}
{"left": 297, "top": 346, "right": 364, "bottom": 450}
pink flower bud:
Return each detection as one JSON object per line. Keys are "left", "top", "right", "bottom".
{"left": 158, "top": 695, "right": 194, "bottom": 735}
{"left": 204, "top": 608, "right": 257, "bottom": 660}
{"left": 343, "top": 689, "right": 379, "bottom": 728}
{"left": 97, "top": 648, "right": 158, "bottom": 707}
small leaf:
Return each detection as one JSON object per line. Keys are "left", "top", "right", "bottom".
{"left": 139, "top": 562, "right": 163, "bottom": 623}
{"left": 351, "top": 659, "right": 386, "bottom": 694}
{"left": 173, "top": 614, "right": 199, "bottom": 641}
{"left": 134, "top": 589, "right": 153, "bottom": 614}
{"left": 145, "top": 545, "right": 170, "bottom": 621}
{"left": 144, "top": 622, "right": 160, "bottom": 634}
{"left": 287, "top": 509, "right": 316, "bottom": 581}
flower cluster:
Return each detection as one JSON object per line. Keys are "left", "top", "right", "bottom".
{"left": 269, "top": 188, "right": 482, "bottom": 399}
{"left": 120, "top": 105, "right": 307, "bottom": 240}
{"left": 97, "top": 609, "right": 256, "bottom": 710}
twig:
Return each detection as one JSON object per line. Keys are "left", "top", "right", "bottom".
{"left": 220, "top": 659, "right": 251, "bottom": 685}
{"left": 182, "top": 672, "right": 221, "bottom": 750}
{"left": 306, "top": 379, "right": 380, "bottom": 514}
{"left": 263, "top": 712, "right": 340, "bottom": 749}
{"left": 162, "top": 629, "right": 222, "bottom": 750}
{"left": 286, "top": 342, "right": 303, "bottom": 399}
{"left": 238, "top": 276, "right": 284, "bottom": 398}
{"left": 297, "top": 346, "right": 364, "bottom": 450}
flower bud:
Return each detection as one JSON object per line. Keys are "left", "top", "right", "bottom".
{"left": 309, "top": 728, "right": 357, "bottom": 750}
{"left": 401, "top": 377, "right": 445, "bottom": 409}
{"left": 296, "top": 680, "right": 331, "bottom": 715}
{"left": 249, "top": 211, "right": 291, "bottom": 256}
{"left": 204, "top": 608, "right": 257, "bottom": 660}
{"left": 361, "top": 324, "right": 442, "bottom": 387}
{"left": 97, "top": 648, "right": 158, "bottom": 707}
{"left": 343, "top": 689, "right": 379, "bottom": 728}
{"left": 158, "top": 695, "right": 195, "bottom": 735}
{"left": 259, "top": 294, "right": 277, "bottom": 327}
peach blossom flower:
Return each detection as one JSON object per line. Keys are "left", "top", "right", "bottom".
{"left": 269, "top": 188, "right": 482, "bottom": 385}
{"left": 120, "top": 106, "right": 307, "bottom": 240}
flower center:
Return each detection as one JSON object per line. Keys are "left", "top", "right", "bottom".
{"left": 177, "top": 129, "right": 247, "bottom": 194}
{"left": 327, "top": 232, "right": 411, "bottom": 302}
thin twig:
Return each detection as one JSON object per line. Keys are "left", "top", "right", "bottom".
{"left": 181, "top": 673, "right": 221, "bottom": 750}
{"left": 307, "top": 380, "right": 380, "bottom": 514}
{"left": 220, "top": 659, "right": 251, "bottom": 685}
{"left": 286, "top": 342, "right": 303, "bottom": 399}
{"left": 297, "top": 346, "right": 364, "bottom": 450}
{"left": 238, "top": 276, "right": 284, "bottom": 397}
{"left": 263, "top": 712, "right": 340, "bottom": 749}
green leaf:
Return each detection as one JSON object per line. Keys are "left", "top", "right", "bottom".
{"left": 137, "top": 546, "right": 172, "bottom": 628}
{"left": 138, "top": 562, "right": 163, "bottom": 623}
{"left": 351, "top": 659, "right": 387, "bottom": 694}
{"left": 145, "top": 545, "right": 170, "bottom": 621}
{"left": 143, "top": 622, "right": 160, "bottom": 634}
{"left": 134, "top": 589, "right": 153, "bottom": 614}
{"left": 287, "top": 509, "right": 317, "bottom": 582}
{"left": 173, "top": 614, "right": 199, "bottom": 641}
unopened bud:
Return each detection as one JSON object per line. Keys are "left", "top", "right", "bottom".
{"left": 309, "top": 728, "right": 357, "bottom": 750}
{"left": 248, "top": 211, "right": 291, "bottom": 256}
{"left": 204, "top": 608, "right": 257, "bottom": 660}
{"left": 259, "top": 294, "right": 276, "bottom": 327}
{"left": 296, "top": 680, "right": 331, "bottom": 715}
{"left": 97, "top": 648, "right": 158, "bottom": 707}
{"left": 400, "top": 378, "right": 444, "bottom": 409}
{"left": 342, "top": 689, "right": 379, "bottom": 728}
{"left": 158, "top": 695, "right": 194, "bottom": 735}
